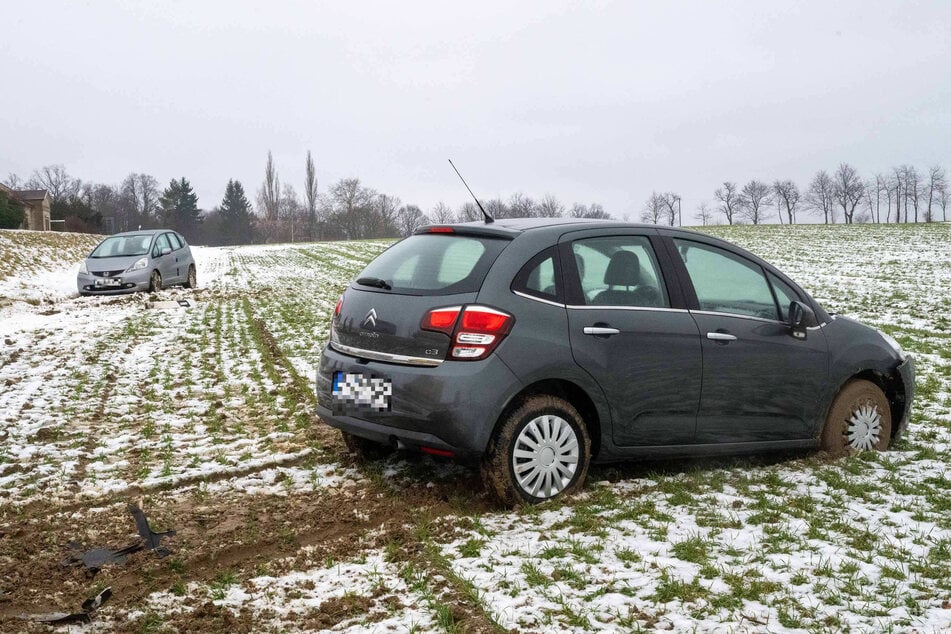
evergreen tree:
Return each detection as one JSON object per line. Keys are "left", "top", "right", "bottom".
{"left": 219, "top": 179, "right": 254, "bottom": 245}
{"left": 0, "top": 190, "right": 25, "bottom": 229}
{"left": 159, "top": 177, "right": 202, "bottom": 238}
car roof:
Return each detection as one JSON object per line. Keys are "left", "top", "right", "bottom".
{"left": 103, "top": 229, "right": 178, "bottom": 238}
{"left": 418, "top": 217, "right": 707, "bottom": 239}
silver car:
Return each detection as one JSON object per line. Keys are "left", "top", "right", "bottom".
{"left": 78, "top": 229, "right": 197, "bottom": 296}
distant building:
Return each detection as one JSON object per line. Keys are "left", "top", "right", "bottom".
{"left": 0, "top": 184, "right": 52, "bottom": 231}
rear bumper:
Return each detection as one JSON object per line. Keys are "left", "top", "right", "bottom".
{"left": 893, "top": 356, "right": 915, "bottom": 440}
{"left": 315, "top": 344, "right": 522, "bottom": 458}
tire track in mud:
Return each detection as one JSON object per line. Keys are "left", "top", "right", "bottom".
{"left": 241, "top": 305, "right": 505, "bottom": 632}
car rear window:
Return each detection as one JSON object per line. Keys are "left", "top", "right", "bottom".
{"left": 355, "top": 234, "right": 509, "bottom": 295}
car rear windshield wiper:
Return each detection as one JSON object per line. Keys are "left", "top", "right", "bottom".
{"left": 356, "top": 277, "right": 392, "bottom": 290}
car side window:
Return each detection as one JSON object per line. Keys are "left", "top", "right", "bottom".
{"left": 167, "top": 232, "right": 182, "bottom": 250}
{"left": 768, "top": 272, "right": 800, "bottom": 322}
{"left": 674, "top": 239, "right": 778, "bottom": 320}
{"left": 152, "top": 234, "right": 171, "bottom": 257}
{"left": 571, "top": 236, "right": 669, "bottom": 308}
{"left": 512, "top": 247, "right": 560, "bottom": 301}
{"left": 176, "top": 233, "right": 188, "bottom": 247}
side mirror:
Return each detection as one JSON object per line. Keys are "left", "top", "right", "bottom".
{"left": 160, "top": 247, "right": 171, "bottom": 256}
{"left": 788, "top": 300, "right": 816, "bottom": 339}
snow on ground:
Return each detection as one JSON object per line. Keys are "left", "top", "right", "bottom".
{"left": 1, "top": 225, "right": 949, "bottom": 632}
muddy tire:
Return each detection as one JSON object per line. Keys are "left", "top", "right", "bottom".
{"left": 342, "top": 431, "right": 393, "bottom": 461}
{"left": 149, "top": 270, "right": 162, "bottom": 293}
{"left": 820, "top": 379, "right": 892, "bottom": 456}
{"left": 481, "top": 394, "right": 590, "bottom": 507}
{"left": 184, "top": 265, "right": 197, "bottom": 289}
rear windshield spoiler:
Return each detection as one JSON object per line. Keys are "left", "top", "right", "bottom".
{"left": 415, "top": 224, "right": 518, "bottom": 239}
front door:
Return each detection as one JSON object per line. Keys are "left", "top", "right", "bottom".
{"left": 565, "top": 233, "right": 702, "bottom": 447}
{"left": 671, "top": 238, "right": 829, "bottom": 443}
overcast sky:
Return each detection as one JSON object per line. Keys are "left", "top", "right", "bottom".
{"left": 2, "top": 1, "right": 949, "bottom": 222}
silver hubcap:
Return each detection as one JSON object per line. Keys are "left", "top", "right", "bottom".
{"left": 846, "top": 402, "right": 882, "bottom": 450}
{"left": 512, "top": 414, "right": 579, "bottom": 499}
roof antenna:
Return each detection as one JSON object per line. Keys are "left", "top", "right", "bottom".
{"left": 448, "top": 159, "right": 493, "bottom": 224}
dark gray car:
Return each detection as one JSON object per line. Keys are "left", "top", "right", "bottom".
{"left": 316, "top": 219, "right": 914, "bottom": 505}
{"left": 78, "top": 229, "right": 197, "bottom": 296}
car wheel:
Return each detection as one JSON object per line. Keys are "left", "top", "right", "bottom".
{"left": 184, "top": 265, "right": 197, "bottom": 289}
{"left": 149, "top": 270, "right": 162, "bottom": 293}
{"left": 342, "top": 431, "right": 393, "bottom": 461}
{"left": 820, "top": 379, "right": 892, "bottom": 456}
{"left": 481, "top": 395, "right": 590, "bottom": 506}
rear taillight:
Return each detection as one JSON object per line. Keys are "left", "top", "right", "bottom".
{"left": 421, "top": 304, "right": 514, "bottom": 361}
{"left": 334, "top": 296, "right": 343, "bottom": 319}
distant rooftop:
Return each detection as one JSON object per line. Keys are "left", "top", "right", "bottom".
{"left": 13, "top": 189, "right": 49, "bottom": 200}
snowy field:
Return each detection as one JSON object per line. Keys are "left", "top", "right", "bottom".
{"left": 0, "top": 225, "right": 949, "bottom": 632}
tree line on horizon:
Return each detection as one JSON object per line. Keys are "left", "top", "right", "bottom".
{"left": 4, "top": 158, "right": 948, "bottom": 242}
{"left": 645, "top": 162, "right": 949, "bottom": 227}
{"left": 2, "top": 152, "right": 611, "bottom": 244}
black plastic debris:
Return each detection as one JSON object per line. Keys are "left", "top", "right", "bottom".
{"left": 127, "top": 502, "right": 176, "bottom": 557}
{"left": 63, "top": 543, "right": 140, "bottom": 575}
{"left": 62, "top": 503, "right": 176, "bottom": 576}
{"left": 19, "top": 587, "right": 111, "bottom": 625}
{"left": 177, "top": 299, "right": 190, "bottom": 307}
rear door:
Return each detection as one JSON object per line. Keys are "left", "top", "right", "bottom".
{"left": 151, "top": 233, "right": 176, "bottom": 282}
{"left": 669, "top": 237, "right": 829, "bottom": 443}
{"left": 563, "top": 230, "right": 702, "bottom": 447}
{"left": 165, "top": 232, "right": 185, "bottom": 283}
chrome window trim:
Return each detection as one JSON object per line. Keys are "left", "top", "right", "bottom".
{"left": 691, "top": 309, "right": 783, "bottom": 325}
{"left": 567, "top": 304, "right": 686, "bottom": 313}
{"left": 512, "top": 290, "right": 565, "bottom": 308}
{"left": 692, "top": 309, "right": 829, "bottom": 329}
{"left": 330, "top": 341, "right": 443, "bottom": 367}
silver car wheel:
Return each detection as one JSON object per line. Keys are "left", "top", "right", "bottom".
{"left": 846, "top": 402, "right": 882, "bottom": 451}
{"left": 511, "top": 414, "right": 579, "bottom": 499}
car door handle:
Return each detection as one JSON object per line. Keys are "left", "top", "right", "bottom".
{"left": 706, "top": 332, "right": 737, "bottom": 342}
{"left": 584, "top": 326, "right": 620, "bottom": 336}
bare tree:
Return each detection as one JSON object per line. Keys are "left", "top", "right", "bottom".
{"left": 280, "top": 183, "right": 301, "bottom": 242}
{"left": 259, "top": 151, "right": 280, "bottom": 222}
{"left": 739, "top": 180, "right": 772, "bottom": 225}
{"left": 430, "top": 202, "right": 455, "bottom": 223}
{"left": 641, "top": 192, "right": 665, "bottom": 224}
{"left": 890, "top": 166, "right": 905, "bottom": 223}
{"left": 119, "top": 172, "right": 160, "bottom": 230}
{"left": 304, "top": 150, "right": 319, "bottom": 240}
{"left": 569, "top": 203, "right": 610, "bottom": 219}
{"left": 326, "top": 178, "right": 376, "bottom": 239}
{"left": 375, "top": 194, "right": 401, "bottom": 237}
{"left": 925, "top": 165, "right": 946, "bottom": 223}
{"left": 905, "top": 165, "right": 921, "bottom": 222}
{"left": 874, "top": 173, "right": 889, "bottom": 223}
{"left": 27, "top": 164, "right": 82, "bottom": 205}
{"left": 537, "top": 194, "right": 564, "bottom": 218}
{"left": 5, "top": 173, "right": 24, "bottom": 189}
{"left": 804, "top": 171, "right": 834, "bottom": 223}
{"left": 714, "top": 181, "right": 740, "bottom": 225}
{"left": 832, "top": 163, "right": 864, "bottom": 224}
{"left": 456, "top": 202, "right": 480, "bottom": 222}
{"left": 396, "top": 204, "right": 427, "bottom": 236}
{"left": 772, "top": 180, "right": 800, "bottom": 225}
{"left": 938, "top": 179, "right": 949, "bottom": 222}
{"left": 660, "top": 193, "right": 680, "bottom": 226}
{"left": 508, "top": 192, "right": 537, "bottom": 218}
{"left": 694, "top": 202, "right": 714, "bottom": 226}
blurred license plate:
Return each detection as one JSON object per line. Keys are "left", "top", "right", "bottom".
{"left": 95, "top": 278, "right": 122, "bottom": 287}
{"left": 332, "top": 371, "right": 391, "bottom": 411}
